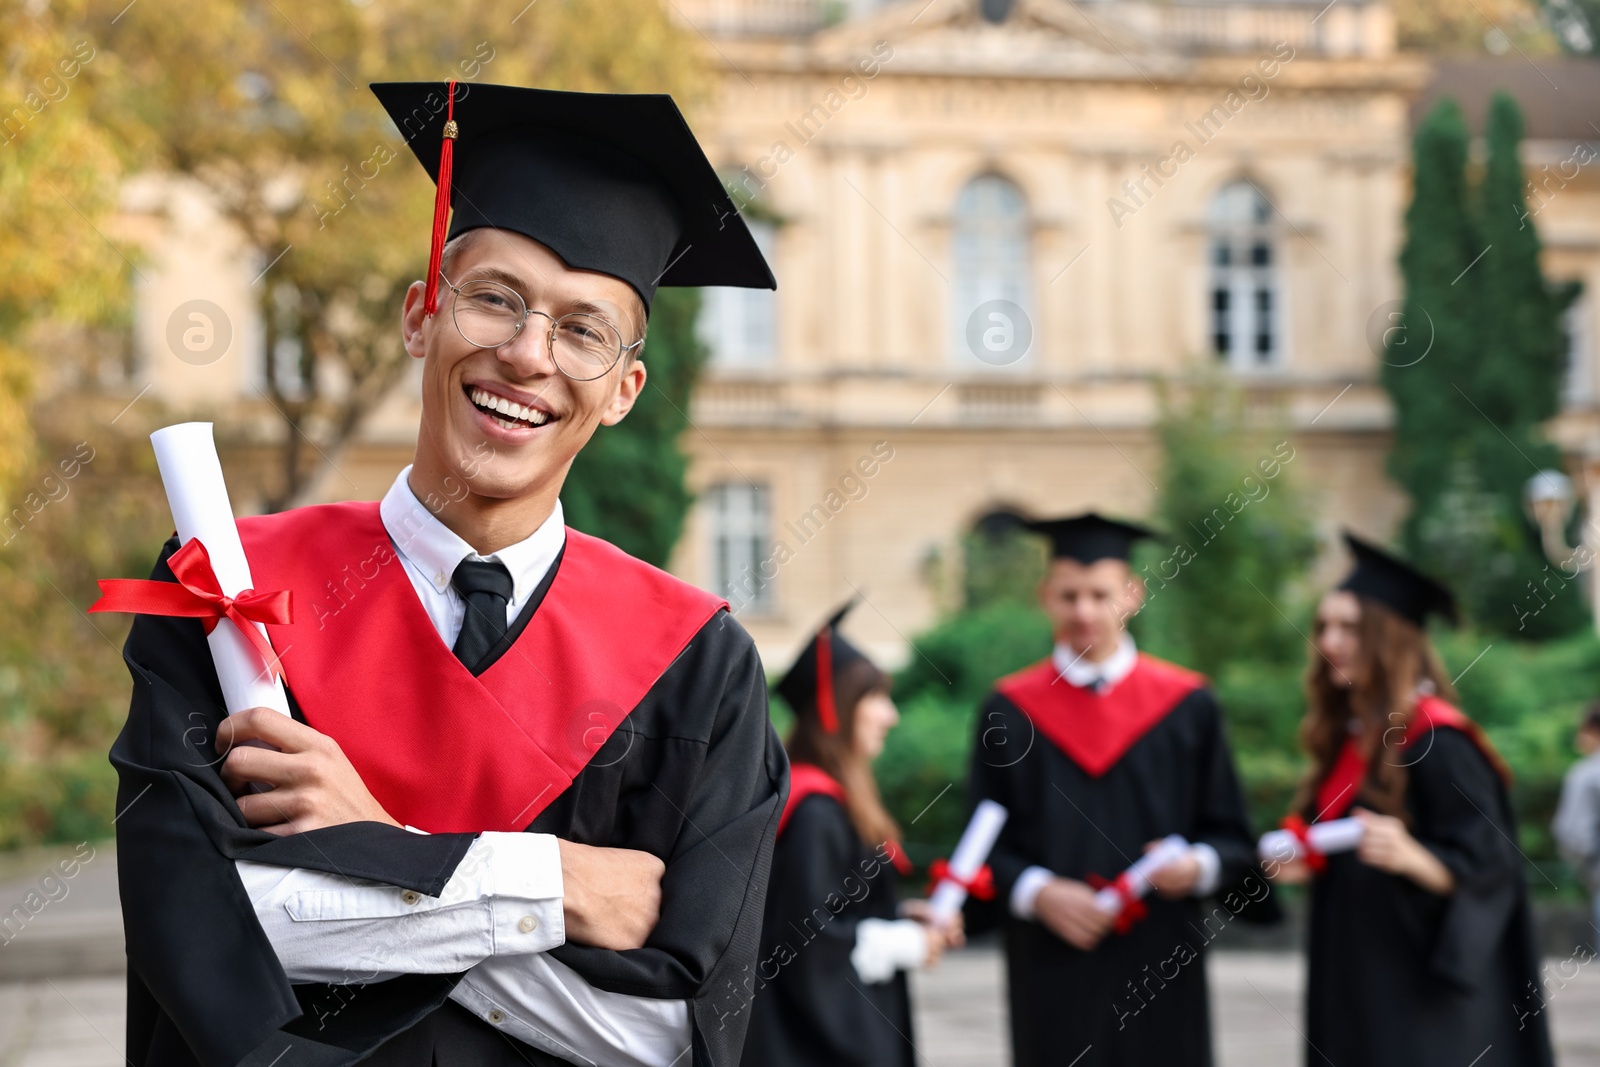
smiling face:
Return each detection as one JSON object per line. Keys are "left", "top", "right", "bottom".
{"left": 401, "top": 228, "right": 647, "bottom": 543}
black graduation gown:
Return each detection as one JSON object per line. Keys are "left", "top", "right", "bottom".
{"left": 967, "top": 680, "right": 1259, "bottom": 1067}
{"left": 111, "top": 535, "right": 786, "bottom": 1067}
{"left": 741, "top": 794, "right": 916, "bottom": 1067}
{"left": 1304, "top": 727, "right": 1555, "bottom": 1067}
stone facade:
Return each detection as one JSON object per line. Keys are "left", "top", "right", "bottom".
{"left": 121, "top": 0, "right": 1600, "bottom": 666}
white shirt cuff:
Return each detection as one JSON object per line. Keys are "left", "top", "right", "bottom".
{"left": 1190, "top": 842, "right": 1221, "bottom": 897}
{"left": 1010, "top": 866, "right": 1055, "bottom": 920}
{"left": 851, "top": 918, "right": 927, "bottom": 983}
{"left": 452, "top": 953, "right": 691, "bottom": 1067}
{"left": 477, "top": 831, "right": 566, "bottom": 953}
{"left": 239, "top": 831, "right": 564, "bottom": 984}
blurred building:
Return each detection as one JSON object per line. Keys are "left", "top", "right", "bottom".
{"left": 123, "top": 0, "right": 1600, "bottom": 667}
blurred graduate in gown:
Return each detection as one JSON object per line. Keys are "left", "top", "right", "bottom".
{"left": 742, "top": 601, "right": 961, "bottom": 1067}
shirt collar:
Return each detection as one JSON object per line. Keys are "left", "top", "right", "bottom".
{"left": 379, "top": 465, "right": 566, "bottom": 609}
{"left": 1052, "top": 634, "right": 1138, "bottom": 692}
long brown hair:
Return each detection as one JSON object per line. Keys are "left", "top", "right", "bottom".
{"left": 1294, "top": 593, "right": 1455, "bottom": 819}
{"left": 786, "top": 657, "right": 902, "bottom": 848}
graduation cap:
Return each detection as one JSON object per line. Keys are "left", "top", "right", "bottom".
{"left": 370, "top": 81, "right": 776, "bottom": 317}
{"left": 1024, "top": 513, "right": 1156, "bottom": 564}
{"left": 1337, "top": 531, "right": 1459, "bottom": 627}
{"left": 776, "top": 598, "right": 871, "bottom": 734}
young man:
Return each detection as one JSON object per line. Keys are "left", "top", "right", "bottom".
{"left": 966, "top": 514, "right": 1259, "bottom": 1067}
{"left": 108, "top": 82, "right": 784, "bottom": 1067}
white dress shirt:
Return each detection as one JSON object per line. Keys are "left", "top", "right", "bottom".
{"left": 1010, "top": 635, "right": 1222, "bottom": 919}
{"left": 236, "top": 466, "right": 690, "bottom": 1066}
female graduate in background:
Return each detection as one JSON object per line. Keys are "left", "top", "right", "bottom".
{"left": 743, "top": 601, "right": 962, "bottom": 1067}
{"left": 1269, "top": 533, "right": 1553, "bottom": 1067}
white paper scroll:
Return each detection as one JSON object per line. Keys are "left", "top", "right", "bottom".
{"left": 1093, "top": 834, "right": 1192, "bottom": 916}
{"left": 1257, "top": 817, "right": 1364, "bottom": 864}
{"left": 927, "top": 799, "right": 1009, "bottom": 925}
{"left": 151, "top": 422, "right": 290, "bottom": 717}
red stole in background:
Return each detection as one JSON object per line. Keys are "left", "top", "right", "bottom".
{"left": 997, "top": 654, "right": 1206, "bottom": 776}
{"left": 1313, "top": 693, "right": 1510, "bottom": 819}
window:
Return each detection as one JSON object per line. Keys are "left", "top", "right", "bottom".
{"left": 1208, "top": 181, "right": 1280, "bottom": 368}
{"left": 697, "top": 219, "right": 777, "bottom": 367}
{"left": 706, "top": 482, "right": 774, "bottom": 613}
{"left": 951, "top": 174, "right": 1033, "bottom": 369}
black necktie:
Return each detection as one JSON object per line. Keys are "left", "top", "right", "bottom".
{"left": 451, "top": 559, "right": 513, "bottom": 672}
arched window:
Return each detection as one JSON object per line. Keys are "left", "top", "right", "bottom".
{"left": 951, "top": 174, "right": 1033, "bottom": 368}
{"left": 1208, "top": 181, "right": 1280, "bottom": 368}
{"left": 698, "top": 218, "right": 777, "bottom": 367}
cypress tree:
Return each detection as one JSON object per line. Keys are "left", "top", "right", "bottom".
{"left": 1385, "top": 95, "right": 1584, "bottom": 635}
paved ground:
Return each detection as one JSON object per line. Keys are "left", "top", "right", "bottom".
{"left": 908, "top": 947, "right": 1600, "bottom": 1066}
{"left": 3, "top": 844, "right": 1599, "bottom": 1065}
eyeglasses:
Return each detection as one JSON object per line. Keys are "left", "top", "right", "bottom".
{"left": 438, "top": 270, "right": 644, "bottom": 382}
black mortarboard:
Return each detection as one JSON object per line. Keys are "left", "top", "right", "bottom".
{"left": 1337, "top": 531, "right": 1459, "bottom": 626}
{"left": 776, "top": 598, "right": 872, "bottom": 734}
{"left": 371, "top": 81, "right": 776, "bottom": 316}
{"left": 1025, "top": 513, "right": 1156, "bottom": 564}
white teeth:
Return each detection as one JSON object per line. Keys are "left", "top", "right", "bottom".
{"left": 470, "top": 387, "right": 550, "bottom": 428}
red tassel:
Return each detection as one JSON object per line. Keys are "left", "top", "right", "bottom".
{"left": 816, "top": 629, "right": 838, "bottom": 733}
{"left": 423, "top": 80, "right": 459, "bottom": 318}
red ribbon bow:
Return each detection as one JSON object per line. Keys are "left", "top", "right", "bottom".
{"left": 89, "top": 538, "right": 293, "bottom": 682}
{"left": 927, "top": 858, "right": 995, "bottom": 901}
{"left": 1280, "top": 814, "right": 1326, "bottom": 874}
{"left": 1086, "top": 872, "right": 1148, "bottom": 934}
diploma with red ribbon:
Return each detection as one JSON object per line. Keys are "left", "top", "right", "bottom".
{"left": 1089, "top": 834, "right": 1191, "bottom": 933}
{"left": 88, "top": 423, "right": 293, "bottom": 716}
{"left": 1257, "top": 815, "right": 1363, "bottom": 872}
{"left": 927, "top": 799, "right": 1008, "bottom": 925}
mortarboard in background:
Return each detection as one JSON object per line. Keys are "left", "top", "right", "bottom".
{"left": 371, "top": 81, "right": 776, "bottom": 316}
{"left": 776, "top": 597, "right": 871, "bottom": 734}
{"left": 1024, "top": 512, "right": 1157, "bottom": 564}
{"left": 1337, "top": 531, "right": 1459, "bottom": 627}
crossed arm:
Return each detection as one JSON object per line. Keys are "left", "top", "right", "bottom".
{"left": 217, "top": 708, "right": 689, "bottom": 1065}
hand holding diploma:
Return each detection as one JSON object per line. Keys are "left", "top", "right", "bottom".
{"left": 1090, "top": 834, "right": 1192, "bottom": 922}
{"left": 1258, "top": 815, "right": 1364, "bottom": 877}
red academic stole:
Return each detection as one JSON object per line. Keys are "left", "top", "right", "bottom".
{"left": 996, "top": 654, "right": 1206, "bottom": 776}
{"left": 1312, "top": 694, "right": 1510, "bottom": 819}
{"left": 776, "top": 762, "right": 913, "bottom": 874}
{"left": 778, "top": 763, "right": 846, "bottom": 837}
{"left": 235, "top": 502, "right": 725, "bottom": 834}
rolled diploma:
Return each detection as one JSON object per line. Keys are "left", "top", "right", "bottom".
{"left": 151, "top": 422, "right": 290, "bottom": 717}
{"left": 927, "top": 799, "right": 1009, "bottom": 924}
{"left": 1094, "top": 834, "right": 1191, "bottom": 916}
{"left": 1257, "top": 817, "right": 1364, "bottom": 864}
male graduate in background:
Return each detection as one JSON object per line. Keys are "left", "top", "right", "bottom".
{"left": 967, "top": 514, "right": 1259, "bottom": 1067}
{"left": 106, "top": 82, "right": 784, "bottom": 1067}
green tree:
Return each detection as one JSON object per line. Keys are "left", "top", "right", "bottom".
{"left": 1135, "top": 374, "right": 1318, "bottom": 677}
{"left": 1385, "top": 96, "right": 1582, "bottom": 636}
{"left": 561, "top": 287, "right": 709, "bottom": 564}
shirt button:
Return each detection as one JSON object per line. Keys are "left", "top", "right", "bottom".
{"left": 487, "top": 1009, "right": 506, "bottom": 1025}
{"left": 518, "top": 915, "right": 538, "bottom": 934}
{"left": 401, "top": 890, "right": 421, "bottom": 905}
{"left": 434, "top": 572, "right": 445, "bottom": 586}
